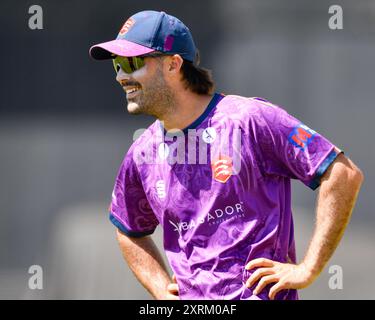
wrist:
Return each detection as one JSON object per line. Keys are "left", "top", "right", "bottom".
{"left": 299, "top": 261, "right": 320, "bottom": 283}
{"left": 150, "top": 280, "right": 172, "bottom": 300}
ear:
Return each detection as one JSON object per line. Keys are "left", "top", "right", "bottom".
{"left": 165, "top": 54, "right": 183, "bottom": 74}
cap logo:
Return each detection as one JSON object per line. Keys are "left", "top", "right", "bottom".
{"left": 119, "top": 18, "right": 135, "bottom": 36}
{"left": 164, "top": 35, "right": 174, "bottom": 51}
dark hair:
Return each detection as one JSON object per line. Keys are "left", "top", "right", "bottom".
{"left": 180, "top": 51, "right": 215, "bottom": 95}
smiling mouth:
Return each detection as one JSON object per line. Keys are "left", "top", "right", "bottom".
{"left": 124, "top": 85, "right": 141, "bottom": 94}
{"left": 127, "top": 88, "right": 139, "bottom": 94}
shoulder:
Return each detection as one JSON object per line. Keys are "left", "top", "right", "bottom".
{"left": 215, "top": 94, "right": 288, "bottom": 125}
{"left": 122, "top": 120, "right": 159, "bottom": 168}
{"left": 128, "top": 120, "right": 159, "bottom": 152}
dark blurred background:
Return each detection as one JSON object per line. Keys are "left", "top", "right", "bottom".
{"left": 0, "top": 0, "right": 374, "bottom": 299}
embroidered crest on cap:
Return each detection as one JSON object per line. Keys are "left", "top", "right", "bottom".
{"left": 119, "top": 18, "right": 135, "bottom": 36}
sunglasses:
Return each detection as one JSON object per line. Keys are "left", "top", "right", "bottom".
{"left": 112, "top": 53, "right": 166, "bottom": 74}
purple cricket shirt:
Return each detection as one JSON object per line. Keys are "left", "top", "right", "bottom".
{"left": 109, "top": 93, "right": 341, "bottom": 300}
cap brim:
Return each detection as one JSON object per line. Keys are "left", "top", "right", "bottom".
{"left": 89, "top": 39, "right": 155, "bottom": 60}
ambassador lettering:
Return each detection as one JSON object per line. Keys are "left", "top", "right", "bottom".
{"left": 139, "top": 304, "right": 173, "bottom": 317}
{"left": 169, "top": 201, "right": 244, "bottom": 235}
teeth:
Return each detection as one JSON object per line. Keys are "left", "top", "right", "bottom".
{"left": 126, "top": 87, "right": 140, "bottom": 94}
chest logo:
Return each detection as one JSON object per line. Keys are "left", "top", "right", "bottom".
{"left": 211, "top": 155, "right": 232, "bottom": 183}
{"left": 202, "top": 127, "right": 217, "bottom": 144}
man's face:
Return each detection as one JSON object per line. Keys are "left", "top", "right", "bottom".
{"left": 115, "top": 55, "right": 174, "bottom": 117}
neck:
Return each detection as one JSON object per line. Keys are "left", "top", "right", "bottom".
{"left": 159, "top": 90, "right": 213, "bottom": 132}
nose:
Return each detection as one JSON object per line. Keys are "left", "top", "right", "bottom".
{"left": 116, "top": 68, "right": 131, "bottom": 84}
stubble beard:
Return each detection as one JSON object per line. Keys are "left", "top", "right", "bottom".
{"left": 126, "top": 66, "right": 175, "bottom": 118}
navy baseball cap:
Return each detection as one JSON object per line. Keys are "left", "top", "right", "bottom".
{"left": 89, "top": 10, "right": 197, "bottom": 62}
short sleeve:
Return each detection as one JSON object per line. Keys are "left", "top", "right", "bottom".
{"left": 109, "top": 151, "right": 159, "bottom": 237}
{"left": 250, "top": 98, "right": 342, "bottom": 190}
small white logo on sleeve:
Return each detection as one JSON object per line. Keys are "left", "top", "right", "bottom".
{"left": 202, "top": 127, "right": 216, "bottom": 144}
{"left": 156, "top": 180, "right": 166, "bottom": 199}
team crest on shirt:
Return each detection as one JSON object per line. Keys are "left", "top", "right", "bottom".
{"left": 211, "top": 155, "right": 233, "bottom": 183}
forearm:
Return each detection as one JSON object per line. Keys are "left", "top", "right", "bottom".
{"left": 245, "top": 154, "right": 363, "bottom": 298}
{"left": 301, "top": 154, "right": 364, "bottom": 279}
{"left": 116, "top": 229, "right": 172, "bottom": 299}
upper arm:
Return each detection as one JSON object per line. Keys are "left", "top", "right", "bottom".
{"left": 319, "top": 152, "right": 364, "bottom": 189}
{"left": 250, "top": 99, "right": 342, "bottom": 190}
{"left": 109, "top": 151, "right": 159, "bottom": 237}
{"left": 116, "top": 228, "right": 150, "bottom": 244}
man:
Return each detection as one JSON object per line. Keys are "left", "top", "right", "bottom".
{"left": 89, "top": 10, "right": 363, "bottom": 300}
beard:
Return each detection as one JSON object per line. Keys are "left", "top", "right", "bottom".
{"left": 126, "top": 66, "right": 175, "bottom": 118}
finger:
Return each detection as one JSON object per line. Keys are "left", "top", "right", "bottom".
{"left": 166, "top": 293, "right": 180, "bottom": 300}
{"left": 269, "top": 281, "right": 285, "bottom": 300}
{"left": 245, "top": 258, "right": 274, "bottom": 271}
{"left": 167, "top": 283, "right": 179, "bottom": 294}
{"left": 253, "top": 275, "right": 278, "bottom": 295}
{"left": 246, "top": 268, "right": 275, "bottom": 288}
{"left": 167, "top": 283, "right": 178, "bottom": 292}
{"left": 172, "top": 274, "right": 177, "bottom": 283}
